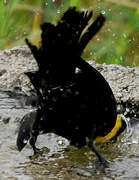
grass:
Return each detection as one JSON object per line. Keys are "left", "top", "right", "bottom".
{"left": 0, "top": 0, "right": 139, "bottom": 66}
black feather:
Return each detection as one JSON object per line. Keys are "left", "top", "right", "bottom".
{"left": 17, "top": 7, "right": 119, "bottom": 165}
{"left": 17, "top": 111, "right": 37, "bottom": 151}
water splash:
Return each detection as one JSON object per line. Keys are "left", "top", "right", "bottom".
{"left": 23, "top": 139, "right": 28, "bottom": 144}
{"left": 120, "top": 114, "right": 139, "bottom": 145}
{"left": 120, "top": 114, "right": 132, "bottom": 134}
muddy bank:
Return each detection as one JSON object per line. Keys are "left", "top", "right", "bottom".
{"left": 0, "top": 46, "right": 139, "bottom": 104}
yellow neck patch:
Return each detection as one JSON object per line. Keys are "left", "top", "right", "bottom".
{"left": 94, "top": 116, "right": 122, "bottom": 143}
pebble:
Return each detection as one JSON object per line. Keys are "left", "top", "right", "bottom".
{"left": 77, "top": 168, "right": 92, "bottom": 177}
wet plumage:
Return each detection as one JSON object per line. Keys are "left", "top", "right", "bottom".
{"left": 17, "top": 7, "right": 123, "bottom": 164}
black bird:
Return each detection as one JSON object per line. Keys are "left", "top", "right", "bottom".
{"left": 17, "top": 7, "right": 125, "bottom": 165}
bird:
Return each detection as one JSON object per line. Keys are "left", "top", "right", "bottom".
{"left": 17, "top": 7, "right": 125, "bottom": 166}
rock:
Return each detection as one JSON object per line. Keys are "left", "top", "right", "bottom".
{"left": 0, "top": 46, "right": 37, "bottom": 91}
{"left": 77, "top": 168, "right": 92, "bottom": 177}
{"left": 0, "top": 46, "right": 138, "bottom": 105}
{"left": 88, "top": 61, "right": 139, "bottom": 105}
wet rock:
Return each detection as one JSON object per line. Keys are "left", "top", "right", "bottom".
{"left": 0, "top": 46, "right": 138, "bottom": 180}
{"left": 0, "top": 46, "right": 37, "bottom": 91}
{"left": 77, "top": 168, "right": 92, "bottom": 177}
{"left": 88, "top": 61, "right": 139, "bottom": 105}
{"left": 0, "top": 46, "right": 138, "bottom": 105}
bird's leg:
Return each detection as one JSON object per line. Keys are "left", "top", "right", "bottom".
{"left": 29, "top": 108, "right": 43, "bottom": 155}
{"left": 88, "top": 140, "right": 109, "bottom": 168}
{"left": 29, "top": 134, "right": 40, "bottom": 154}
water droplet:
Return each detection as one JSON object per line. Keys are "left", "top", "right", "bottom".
{"left": 123, "top": 33, "right": 127, "bottom": 38}
{"left": 90, "top": 52, "right": 93, "bottom": 56}
{"left": 52, "top": 97, "right": 57, "bottom": 102}
{"left": 23, "top": 139, "right": 28, "bottom": 144}
{"left": 57, "top": 10, "right": 60, "bottom": 14}
{"left": 60, "top": 88, "right": 63, "bottom": 91}
{"left": 49, "top": 107, "right": 53, "bottom": 110}
{"left": 47, "top": 89, "right": 51, "bottom": 93}
{"left": 75, "top": 91, "right": 79, "bottom": 95}
{"left": 81, "top": 8, "right": 86, "bottom": 11}
{"left": 132, "top": 139, "right": 138, "bottom": 144}
{"left": 126, "top": 108, "right": 130, "bottom": 113}
{"left": 23, "top": 31, "right": 27, "bottom": 35}
{"left": 101, "top": 10, "right": 106, "bottom": 15}
{"left": 132, "top": 50, "right": 135, "bottom": 54}
{"left": 58, "top": 140, "right": 65, "bottom": 146}
{"left": 132, "top": 37, "right": 135, "bottom": 41}
{"left": 39, "top": 131, "right": 44, "bottom": 135}
{"left": 128, "top": 39, "right": 132, "bottom": 43}
{"left": 120, "top": 56, "right": 123, "bottom": 61}
{"left": 39, "top": 88, "right": 43, "bottom": 94}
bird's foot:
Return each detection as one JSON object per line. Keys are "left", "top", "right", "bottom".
{"left": 28, "top": 147, "right": 41, "bottom": 160}
{"left": 98, "top": 155, "right": 109, "bottom": 167}
{"left": 92, "top": 159, "right": 109, "bottom": 174}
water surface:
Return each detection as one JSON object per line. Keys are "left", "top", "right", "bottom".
{"left": 0, "top": 91, "right": 139, "bottom": 180}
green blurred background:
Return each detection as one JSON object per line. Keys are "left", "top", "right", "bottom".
{"left": 0, "top": 0, "right": 139, "bottom": 66}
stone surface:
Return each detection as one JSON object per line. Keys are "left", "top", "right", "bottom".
{"left": 0, "top": 46, "right": 139, "bottom": 180}
{"left": 0, "top": 46, "right": 138, "bottom": 104}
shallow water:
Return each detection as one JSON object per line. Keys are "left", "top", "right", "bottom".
{"left": 0, "top": 91, "right": 139, "bottom": 180}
